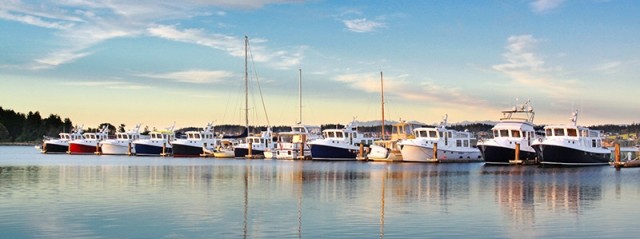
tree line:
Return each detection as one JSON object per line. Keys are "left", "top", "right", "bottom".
{"left": 0, "top": 106, "right": 73, "bottom": 142}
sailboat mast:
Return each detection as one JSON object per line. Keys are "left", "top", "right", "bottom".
{"left": 380, "top": 71, "right": 385, "bottom": 140}
{"left": 244, "top": 36, "right": 249, "bottom": 130}
{"left": 298, "top": 68, "right": 302, "bottom": 124}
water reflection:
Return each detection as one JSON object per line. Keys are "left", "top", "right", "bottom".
{"left": 1, "top": 147, "right": 640, "bottom": 238}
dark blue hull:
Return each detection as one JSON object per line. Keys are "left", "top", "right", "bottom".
{"left": 234, "top": 147, "right": 265, "bottom": 158}
{"left": 42, "top": 143, "right": 68, "bottom": 153}
{"left": 534, "top": 145, "right": 610, "bottom": 166}
{"left": 135, "top": 144, "right": 172, "bottom": 156}
{"left": 310, "top": 144, "right": 358, "bottom": 160}
{"left": 479, "top": 145, "right": 537, "bottom": 164}
{"left": 172, "top": 144, "right": 203, "bottom": 157}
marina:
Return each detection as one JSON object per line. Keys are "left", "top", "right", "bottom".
{"left": 2, "top": 145, "right": 640, "bottom": 238}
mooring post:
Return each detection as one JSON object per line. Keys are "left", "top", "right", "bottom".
{"left": 162, "top": 142, "right": 166, "bottom": 157}
{"left": 615, "top": 143, "right": 621, "bottom": 169}
{"left": 95, "top": 142, "right": 100, "bottom": 155}
{"left": 433, "top": 142, "right": 438, "bottom": 160}
{"left": 299, "top": 134, "right": 306, "bottom": 160}
{"left": 358, "top": 141, "right": 364, "bottom": 160}
{"left": 248, "top": 141, "right": 253, "bottom": 158}
{"left": 127, "top": 142, "right": 132, "bottom": 156}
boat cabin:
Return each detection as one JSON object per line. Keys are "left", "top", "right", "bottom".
{"left": 150, "top": 131, "right": 174, "bottom": 141}
{"left": 322, "top": 129, "right": 374, "bottom": 146}
{"left": 116, "top": 132, "right": 140, "bottom": 141}
{"left": 543, "top": 126, "right": 603, "bottom": 148}
{"left": 413, "top": 128, "right": 476, "bottom": 148}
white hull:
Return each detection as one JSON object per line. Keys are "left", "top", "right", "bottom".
{"left": 401, "top": 144, "right": 482, "bottom": 162}
{"left": 367, "top": 145, "right": 402, "bottom": 161}
{"left": 100, "top": 143, "right": 132, "bottom": 155}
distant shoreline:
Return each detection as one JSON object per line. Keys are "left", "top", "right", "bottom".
{"left": 0, "top": 142, "right": 38, "bottom": 146}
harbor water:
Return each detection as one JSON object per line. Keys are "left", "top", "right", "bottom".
{"left": 1, "top": 146, "right": 640, "bottom": 238}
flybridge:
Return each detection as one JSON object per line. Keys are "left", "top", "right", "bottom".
{"left": 500, "top": 100, "right": 535, "bottom": 123}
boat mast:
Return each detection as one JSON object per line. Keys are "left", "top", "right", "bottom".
{"left": 244, "top": 36, "right": 249, "bottom": 130}
{"left": 380, "top": 71, "right": 385, "bottom": 140}
{"left": 298, "top": 68, "right": 302, "bottom": 124}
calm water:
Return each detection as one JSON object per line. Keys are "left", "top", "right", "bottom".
{"left": 1, "top": 146, "right": 640, "bottom": 238}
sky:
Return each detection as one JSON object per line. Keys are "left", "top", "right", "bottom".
{"left": 1, "top": 0, "right": 639, "bottom": 129}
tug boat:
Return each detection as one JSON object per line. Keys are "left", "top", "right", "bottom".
{"left": 133, "top": 124, "right": 175, "bottom": 156}
{"left": 172, "top": 123, "right": 217, "bottom": 157}
{"left": 477, "top": 100, "right": 539, "bottom": 164}
{"left": 100, "top": 124, "right": 142, "bottom": 155}
{"left": 272, "top": 124, "right": 322, "bottom": 160}
{"left": 41, "top": 126, "right": 83, "bottom": 154}
{"left": 533, "top": 111, "right": 611, "bottom": 166}
{"left": 68, "top": 126, "right": 109, "bottom": 154}
{"left": 308, "top": 122, "right": 377, "bottom": 161}
{"left": 233, "top": 128, "right": 276, "bottom": 158}
{"left": 398, "top": 115, "right": 482, "bottom": 162}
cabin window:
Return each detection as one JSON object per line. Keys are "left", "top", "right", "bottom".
{"left": 448, "top": 132, "right": 452, "bottom": 138}
{"left": 567, "top": 129, "right": 578, "bottom": 137}
{"left": 511, "top": 130, "right": 521, "bottom": 138}
{"left": 464, "top": 140, "right": 469, "bottom": 147}
{"left": 327, "top": 132, "right": 335, "bottom": 138}
{"left": 493, "top": 130, "right": 498, "bottom": 138}
{"left": 456, "top": 140, "right": 462, "bottom": 147}
{"left": 336, "top": 132, "right": 344, "bottom": 138}
{"left": 592, "top": 139, "right": 597, "bottom": 148}
{"left": 553, "top": 128, "right": 565, "bottom": 136}
{"left": 545, "top": 129, "right": 552, "bottom": 137}
{"left": 581, "top": 130, "right": 589, "bottom": 137}
{"left": 429, "top": 131, "right": 437, "bottom": 138}
{"left": 499, "top": 130, "right": 509, "bottom": 137}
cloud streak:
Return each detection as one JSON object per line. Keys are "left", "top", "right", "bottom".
{"left": 492, "top": 34, "right": 577, "bottom": 99}
{"left": 530, "top": 0, "right": 565, "bottom": 14}
{"left": 0, "top": 1, "right": 305, "bottom": 70}
{"left": 137, "top": 70, "right": 234, "bottom": 84}
{"left": 59, "top": 81, "right": 151, "bottom": 90}
{"left": 343, "top": 18, "right": 385, "bottom": 33}
{"left": 333, "top": 72, "right": 485, "bottom": 107}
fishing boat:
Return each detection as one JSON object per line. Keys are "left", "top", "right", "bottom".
{"left": 308, "top": 122, "right": 377, "bottom": 161}
{"left": 100, "top": 124, "right": 142, "bottom": 155}
{"left": 477, "top": 100, "right": 539, "bottom": 164}
{"left": 233, "top": 128, "right": 276, "bottom": 158}
{"left": 533, "top": 111, "right": 611, "bottom": 166}
{"left": 41, "top": 125, "right": 83, "bottom": 154}
{"left": 172, "top": 123, "right": 217, "bottom": 157}
{"left": 133, "top": 124, "right": 175, "bottom": 156}
{"left": 68, "top": 125, "right": 109, "bottom": 154}
{"left": 398, "top": 115, "right": 482, "bottom": 162}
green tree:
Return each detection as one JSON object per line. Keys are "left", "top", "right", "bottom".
{"left": 0, "top": 122, "right": 10, "bottom": 142}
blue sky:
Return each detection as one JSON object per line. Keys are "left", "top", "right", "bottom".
{"left": 1, "top": 0, "right": 638, "bottom": 129}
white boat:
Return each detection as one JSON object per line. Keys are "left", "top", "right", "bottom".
{"left": 309, "top": 122, "right": 377, "bottom": 161}
{"left": 100, "top": 124, "right": 142, "bottom": 155}
{"left": 532, "top": 111, "right": 611, "bottom": 166}
{"left": 368, "top": 120, "right": 415, "bottom": 162}
{"left": 210, "top": 139, "right": 236, "bottom": 158}
{"left": 234, "top": 128, "right": 276, "bottom": 158}
{"left": 274, "top": 124, "right": 322, "bottom": 160}
{"left": 477, "top": 100, "right": 539, "bottom": 164}
{"left": 133, "top": 124, "right": 175, "bottom": 156}
{"left": 172, "top": 123, "right": 218, "bottom": 157}
{"left": 41, "top": 125, "right": 83, "bottom": 154}
{"left": 233, "top": 36, "right": 275, "bottom": 158}
{"left": 398, "top": 115, "right": 482, "bottom": 162}
{"left": 68, "top": 126, "right": 109, "bottom": 154}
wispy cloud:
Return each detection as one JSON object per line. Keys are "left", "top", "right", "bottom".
{"left": 59, "top": 81, "right": 151, "bottom": 90}
{"left": 343, "top": 18, "right": 385, "bottom": 33}
{"left": 591, "top": 61, "right": 622, "bottom": 74}
{"left": 530, "top": 0, "right": 566, "bottom": 14}
{"left": 147, "top": 25, "right": 304, "bottom": 69}
{"left": 333, "top": 73, "right": 484, "bottom": 107}
{"left": 0, "top": 1, "right": 304, "bottom": 69}
{"left": 492, "top": 34, "right": 577, "bottom": 98}
{"left": 137, "top": 70, "right": 234, "bottom": 84}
